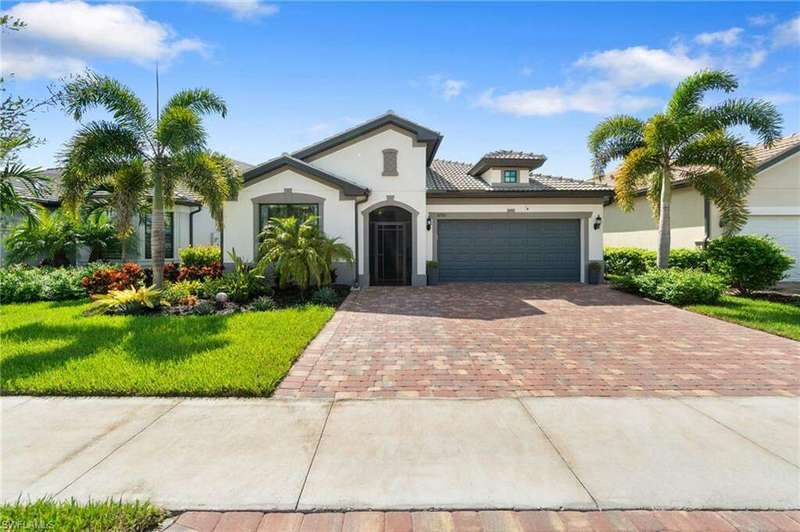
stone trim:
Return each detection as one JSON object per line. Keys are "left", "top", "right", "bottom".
{"left": 360, "top": 199, "right": 423, "bottom": 288}
{"left": 382, "top": 149, "right": 399, "bottom": 176}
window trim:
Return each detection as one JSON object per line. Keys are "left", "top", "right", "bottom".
{"left": 502, "top": 169, "right": 519, "bottom": 184}
{"left": 144, "top": 212, "right": 175, "bottom": 260}
{"left": 258, "top": 203, "right": 320, "bottom": 232}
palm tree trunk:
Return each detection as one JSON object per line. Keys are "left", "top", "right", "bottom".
{"left": 656, "top": 168, "right": 672, "bottom": 269}
{"left": 151, "top": 174, "right": 165, "bottom": 287}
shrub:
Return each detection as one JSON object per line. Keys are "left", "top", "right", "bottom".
{"left": 179, "top": 245, "right": 221, "bottom": 268}
{"left": 310, "top": 286, "right": 339, "bottom": 306}
{"left": 192, "top": 300, "right": 215, "bottom": 315}
{"left": 162, "top": 280, "right": 203, "bottom": 304}
{"left": 604, "top": 247, "right": 656, "bottom": 276}
{"left": 0, "top": 264, "right": 104, "bottom": 303}
{"left": 82, "top": 263, "right": 145, "bottom": 295}
{"left": 621, "top": 268, "right": 727, "bottom": 305}
{"left": 4, "top": 209, "right": 81, "bottom": 266}
{"left": 668, "top": 248, "right": 706, "bottom": 270}
{"left": 84, "top": 286, "right": 167, "bottom": 316}
{"left": 176, "top": 262, "right": 223, "bottom": 282}
{"left": 705, "top": 235, "right": 795, "bottom": 295}
{"left": 251, "top": 295, "right": 277, "bottom": 311}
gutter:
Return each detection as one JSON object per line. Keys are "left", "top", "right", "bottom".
{"left": 188, "top": 205, "right": 202, "bottom": 246}
{"left": 352, "top": 191, "right": 370, "bottom": 289}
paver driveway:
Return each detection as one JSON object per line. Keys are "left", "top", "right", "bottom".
{"left": 275, "top": 284, "right": 800, "bottom": 399}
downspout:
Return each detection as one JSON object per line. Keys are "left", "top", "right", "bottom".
{"left": 352, "top": 192, "right": 370, "bottom": 289}
{"left": 188, "top": 204, "right": 202, "bottom": 247}
{"left": 703, "top": 196, "right": 711, "bottom": 247}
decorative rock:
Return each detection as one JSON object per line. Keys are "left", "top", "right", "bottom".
{"left": 215, "top": 292, "right": 228, "bottom": 304}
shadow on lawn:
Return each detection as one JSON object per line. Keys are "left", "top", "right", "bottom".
{"left": 1, "top": 314, "right": 230, "bottom": 383}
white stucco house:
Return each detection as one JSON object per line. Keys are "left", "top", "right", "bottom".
{"left": 602, "top": 134, "right": 800, "bottom": 281}
{"left": 222, "top": 112, "right": 612, "bottom": 286}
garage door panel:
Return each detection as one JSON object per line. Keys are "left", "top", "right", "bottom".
{"left": 743, "top": 215, "right": 800, "bottom": 281}
{"left": 438, "top": 219, "right": 581, "bottom": 282}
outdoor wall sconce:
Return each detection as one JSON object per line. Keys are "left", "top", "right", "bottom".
{"left": 593, "top": 215, "right": 602, "bottom": 230}
{"left": 426, "top": 216, "right": 432, "bottom": 231}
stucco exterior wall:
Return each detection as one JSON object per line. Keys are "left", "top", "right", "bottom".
{"left": 223, "top": 168, "right": 357, "bottom": 265}
{"left": 192, "top": 207, "right": 220, "bottom": 248}
{"left": 603, "top": 186, "right": 706, "bottom": 249}
{"left": 311, "top": 126, "right": 429, "bottom": 284}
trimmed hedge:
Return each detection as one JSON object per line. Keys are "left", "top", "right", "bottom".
{"left": 610, "top": 268, "right": 726, "bottom": 305}
{"left": 604, "top": 247, "right": 708, "bottom": 276}
{"left": 179, "top": 245, "right": 221, "bottom": 268}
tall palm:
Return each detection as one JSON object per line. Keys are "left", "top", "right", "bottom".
{"left": 59, "top": 72, "right": 241, "bottom": 286}
{"left": 589, "top": 70, "right": 782, "bottom": 268}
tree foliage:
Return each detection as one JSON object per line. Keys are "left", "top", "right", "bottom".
{"left": 588, "top": 70, "right": 782, "bottom": 268}
{"left": 60, "top": 72, "right": 241, "bottom": 286}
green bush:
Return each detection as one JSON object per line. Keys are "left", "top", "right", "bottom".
{"left": 179, "top": 245, "right": 221, "bottom": 268}
{"left": 705, "top": 235, "right": 795, "bottom": 295}
{"left": 617, "top": 268, "right": 727, "bottom": 305}
{"left": 162, "top": 280, "right": 203, "bottom": 304}
{"left": 251, "top": 295, "right": 277, "bottom": 311}
{"left": 604, "top": 247, "right": 656, "bottom": 276}
{"left": 0, "top": 498, "right": 165, "bottom": 532}
{"left": 0, "top": 264, "right": 104, "bottom": 303}
{"left": 668, "top": 248, "right": 706, "bottom": 270}
{"left": 310, "top": 286, "right": 339, "bottom": 306}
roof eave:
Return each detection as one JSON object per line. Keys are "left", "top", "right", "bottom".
{"left": 242, "top": 156, "right": 369, "bottom": 196}
{"left": 757, "top": 143, "right": 800, "bottom": 172}
{"left": 467, "top": 156, "right": 547, "bottom": 176}
{"left": 426, "top": 189, "right": 612, "bottom": 199}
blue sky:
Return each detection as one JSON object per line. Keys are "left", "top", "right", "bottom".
{"left": 4, "top": 1, "right": 800, "bottom": 178}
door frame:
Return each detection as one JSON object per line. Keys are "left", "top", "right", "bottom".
{"left": 360, "top": 199, "right": 422, "bottom": 288}
{"left": 369, "top": 220, "right": 411, "bottom": 286}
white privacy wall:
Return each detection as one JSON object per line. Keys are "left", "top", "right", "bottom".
{"left": 309, "top": 126, "right": 428, "bottom": 278}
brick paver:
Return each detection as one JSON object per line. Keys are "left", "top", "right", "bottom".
{"left": 165, "top": 511, "right": 800, "bottom": 531}
{"left": 275, "top": 284, "right": 799, "bottom": 399}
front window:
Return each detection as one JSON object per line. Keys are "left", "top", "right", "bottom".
{"left": 258, "top": 203, "right": 319, "bottom": 232}
{"left": 144, "top": 212, "right": 174, "bottom": 259}
{"left": 503, "top": 169, "right": 518, "bottom": 183}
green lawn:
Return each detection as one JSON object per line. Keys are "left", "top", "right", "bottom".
{"left": 687, "top": 295, "right": 800, "bottom": 341}
{"left": 0, "top": 499, "right": 164, "bottom": 532}
{"left": 1, "top": 300, "right": 334, "bottom": 396}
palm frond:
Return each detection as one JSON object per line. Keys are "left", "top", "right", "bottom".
{"left": 613, "top": 146, "right": 660, "bottom": 212}
{"left": 701, "top": 98, "right": 782, "bottom": 146}
{"left": 62, "top": 72, "right": 151, "bottom": 133}
{"left": 164, "top": 89, "right": 227, "bottom": 117}
{"left": 587, "top": 115, "right": 645, "bottom": 176}
{"left": 155, "top": 106, "right": 205, "bottom": 153}
{"left": 666, "top": 70, "right": 737, "bottom": 118}
{"left": 172, "top": 151, "right": 241, "bottom": 228}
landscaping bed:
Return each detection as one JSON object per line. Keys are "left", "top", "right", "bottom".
{"left": 0, "top": 299, "right": 335, "bottom": 397}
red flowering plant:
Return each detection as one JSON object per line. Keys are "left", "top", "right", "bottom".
{"left": 81, "top": 263, "right": 145, "bottom": 295}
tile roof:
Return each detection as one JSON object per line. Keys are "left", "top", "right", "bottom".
{"left": 751, "top": 132, "right": 800, "bottom": 168}
{"left": 12, "top": 159, "right": 256, "bottom": 205}
{"left": 482, "top": 149, "right": 546, "bottom": 160}
{"left": 427, "top": 159, "right": 611, "bottom": 194}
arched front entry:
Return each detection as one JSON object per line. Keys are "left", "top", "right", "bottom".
{"left": 368, "top": 206, "right": 412, "bottom": 286}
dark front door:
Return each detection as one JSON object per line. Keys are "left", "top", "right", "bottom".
{"left": 371, "top": 222, "right": 410, "bottom": 285}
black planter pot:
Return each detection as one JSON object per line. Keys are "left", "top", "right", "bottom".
{"left": 588, "top": 268, "right": 601, "bottom": 285}
{"left": 427, "top": 265, "right": 440, "bottom": 286}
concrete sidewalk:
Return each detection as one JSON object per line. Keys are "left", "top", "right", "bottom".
{"left": 2, "top": 396, "right": 798, "bottom": 511}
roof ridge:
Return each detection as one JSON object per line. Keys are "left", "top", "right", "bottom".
{"left": 432, "top": 158, "right": 472, "bottom": 166}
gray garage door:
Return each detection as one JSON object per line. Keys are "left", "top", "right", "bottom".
{"left": 437, "top": 219, "right": 581, "bottom": 282}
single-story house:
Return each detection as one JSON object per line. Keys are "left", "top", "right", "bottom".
{"left": 1, "top": 161, "right": 253, "bottom": 266}
{"left": 222, "top": 111, "right": 612, "bottom": 286}
{"left": 601, "top": 134, "right": 800, "bottom": 281}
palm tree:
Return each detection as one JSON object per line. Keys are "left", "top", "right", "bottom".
{"left": 59, "top": 72, "right": 241, "bottom": 286}
{"left": 257, "top": 216, "right": 353, "bottom": 294}
{"left": 588, "top": 70, "right": 782, "bottom": 268}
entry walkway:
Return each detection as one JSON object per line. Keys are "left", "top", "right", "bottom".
{"left": 3, "top": 396, "right": 798, "bottom": 511}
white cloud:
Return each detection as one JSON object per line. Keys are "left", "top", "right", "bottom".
{"left": 575, "top": 46, "right": 711, "bottom": 88}
{"left": 199, "top": 0, "right": 279, "bottom": 21}
{"left": 748, "top": 14, "right": 776, "bottom": 27}
{"left": 1, "top": 1, "right": 206, "bottom": 80}
{"left": 477, "top": 82, "right": 659, "bottom": 117}
{"left": 773, "top": 16, "right": 800, "bottom": 47}
{"left": 695, "top": 27, "right": 744, "bottom": 47}
{"left": 428, "top": 75, "right": 466, "bottom": 101}
{"left": 1, "top": 49, "right": 86, "bottom": 80}
{"left": 747, "top": 49, "right": 768, "bottom": 67}
{"left": 520, "top": 66, "right": 534, "bottom": 77}
{"left": 761, "top": 92, "right": 800, "bottom": 105}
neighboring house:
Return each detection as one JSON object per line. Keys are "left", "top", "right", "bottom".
{"left": 1, "top": 161, "right": 254, "bottom": 265}
{"left": 601, "top": 134, "right": 800, "bottom": 281}
{"left": 223, "top": 112, "right": 612, "bottom": 286}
